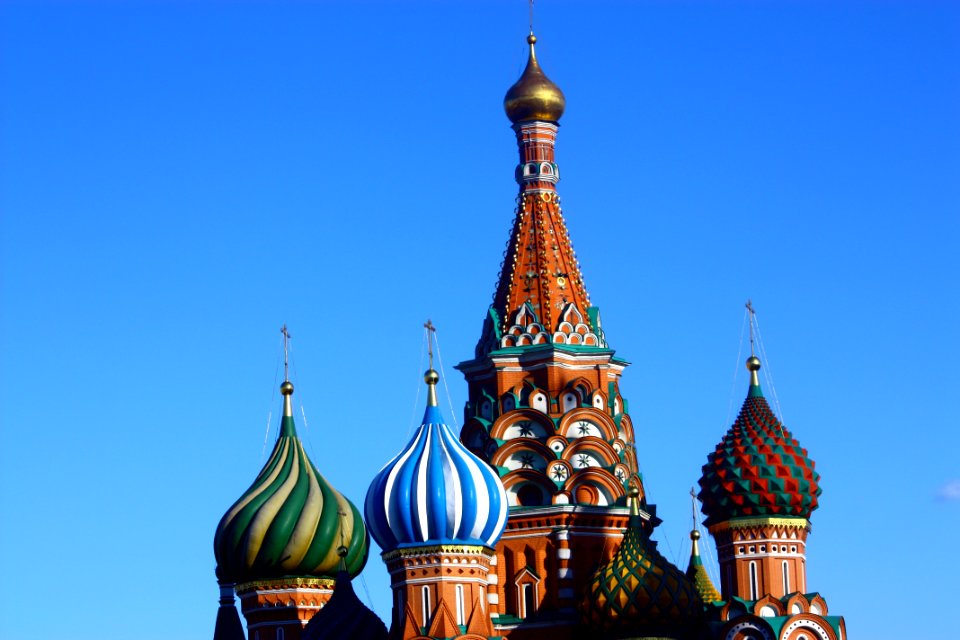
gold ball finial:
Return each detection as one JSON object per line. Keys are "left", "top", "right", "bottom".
{"left": 527, "top": 33, "right": 537, "bottom": 45}
{"left": 628, "top": 486, "right": 640, "bottom": 499}
{"left": 424, "top": 369, "right": 439, "bottom": 385}
{"left": 746, "top": 355, "right": 761, "bottom": 372}
{"left": 691, "top": 529, "right": 701, "bottom": 541}
{"left": 280, "top": 380, "right": 294, "bottom": 395}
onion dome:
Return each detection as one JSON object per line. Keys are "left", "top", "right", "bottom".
{"left": 214, "top": 379, "right": 369, "bottom": 583}
{"left": 302, "top": 547, "right": 388, "bottom": 640}
{"left": 698, "top": 356, "right": 822, "bottom": 527}
{"left": 685, "top": 530, "right": 721, "bottom": 604}
{"left": 365, "top": 369, "right": 508, "bottom": 552}
{"left": 504, "top": 33, "right": 566, "bottom": 123}
{"left": 580, "top": 489, "right": 702, "bottom": 639}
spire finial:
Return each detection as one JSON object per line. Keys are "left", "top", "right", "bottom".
{"left": 689, "top": 487, "right": 702, "bottom": 546}
{"left": 423, "top": 319, "right": 439, "bottom": 407}
{"left": 628, "top": 486, "right": 641, "bottom": 517}
{"left": 281, "top": 324, "right": 292, "bottom": 381}
{"left": 744, "top": 302, "right": 761, "bottom": 388}
{"left": 529, "top": 0, "right": 535, "bottom": 37}
{"left": 279, "top": 325, "right": 294, "bottom": 416}
{"left": 424, "top": 319, "right": 436, "bottom": 370}
{"left": 689, "top": 487, "right": 698, "bottom": 531}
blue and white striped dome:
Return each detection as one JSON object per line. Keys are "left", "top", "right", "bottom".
{"left": 365, "top": 370, "right": 508, "bottom": 552}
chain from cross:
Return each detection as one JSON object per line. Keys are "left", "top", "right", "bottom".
{"left": 424, "top": 319, "right": 436, "bottom": 369}
{"left": 280, "top": 324, "right": 291, "bottom": 380}
{"left": 745, "top": 299, "right": 756, "bottom": 356}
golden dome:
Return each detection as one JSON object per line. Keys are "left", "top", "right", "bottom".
{"left": 504, "top": 34, "right": 566, "bottom": 123}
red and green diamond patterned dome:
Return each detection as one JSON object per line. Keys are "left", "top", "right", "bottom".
{"left": 698, "top": 355, "right": 821, "bottom": 527}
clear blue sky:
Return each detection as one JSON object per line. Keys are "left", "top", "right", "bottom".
{"left": 1, "top": 2, "right": 957, "bottom": 639}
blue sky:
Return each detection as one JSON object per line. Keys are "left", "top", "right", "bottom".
{"left": 1, "top": 2, "right": 957, "bottom": 639}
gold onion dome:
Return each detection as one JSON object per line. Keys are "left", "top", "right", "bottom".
{"left": 580, "top": 489, "right": 702, "bottom": 638}
{"left": 214, "top": 379, "right": 369, "bottom": 584}
{"left": 504, "top": 34, "right": 566, "bottom": 123}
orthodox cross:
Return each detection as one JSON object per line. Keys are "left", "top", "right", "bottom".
{"left": 281, "top": 324, "right": 291, "bottom": 380}
{"left": 424, "top": 319, "right": 436, "bottom": 369}
{"left": 745, "top": 299, "right": 756, "bottom": 356}
{"left": 690, "top": 486, "right": 699, "bottom": 531}
{"left": 529, "top": 0, "right": 535, "bottom": 35}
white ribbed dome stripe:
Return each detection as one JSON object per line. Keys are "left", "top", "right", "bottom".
{"left": 366, "top": 405, "right": 508, "bottom": 552}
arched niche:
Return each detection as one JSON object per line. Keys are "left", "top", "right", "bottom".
{"left": 557, "top": 408, "right": 618, "bottom": 441}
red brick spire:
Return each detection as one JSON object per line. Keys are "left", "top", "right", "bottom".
{"left": 488, "top": 36, "right": 601, "bottom": 352}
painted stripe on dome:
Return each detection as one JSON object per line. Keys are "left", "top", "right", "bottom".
{"left": 259, "top": 443, "right": 312, "bottom": 567}
{"left": 245, "top": 446, "right": 300, "bottom": 566}
{"left": 280, "top": 441, "right": 323, "bottom": 568}
{"left": 300, "top": 464, "right": 341, "bottom": 571}
{"left": 436, "top": 426, "right": 464, "bottom": 537}
{"left": 218, "top": 439, "right": 289, "bottom": 534}
{"left": 220, "top": 439, "right": 293, "bottom": 561}
{"left": 416, "top": 427, "right": 436, "bottom": 541}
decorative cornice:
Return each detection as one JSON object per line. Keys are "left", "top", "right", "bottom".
{"left": 235, "top": 576, "right": 335, "bottom": 593}
{"left": 708, "top": 516, "right": 809, "bottom": 534}
{"left": 380, "top": 544, "right": 493, "bottom": 562}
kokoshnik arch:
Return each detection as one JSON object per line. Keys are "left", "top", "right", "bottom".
{"left": 212, "top": 30, "right": 848, "bottom": 640}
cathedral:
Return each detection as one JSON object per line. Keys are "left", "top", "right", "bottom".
{"left": 212, "top": 30, "right": 848, "bottom": 640}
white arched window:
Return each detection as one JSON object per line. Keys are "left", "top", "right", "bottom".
{"left": 455, "top": 584, "right": 466, "bottom": 626}
{"left": 749, "top": 561, "right": 759, "bottom": 600}
{"left": 562, "top": 391, "right": 579, "bottom": 412}
{"left": 421, "top": 586, "right": 432, "bottom": 627}
{"left": 532, "top": 392, "right": 547, "bottom": 413}
{"left": 782, "top": 561, "right": 790, "bottom": 594}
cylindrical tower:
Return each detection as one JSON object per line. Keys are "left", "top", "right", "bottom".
{"left": 698, "top": 355, "right": 821, "bottom": 602}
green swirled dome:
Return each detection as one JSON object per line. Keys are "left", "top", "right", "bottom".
{"left": 214, "top": 381, "right": 369, "bottom": 584}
